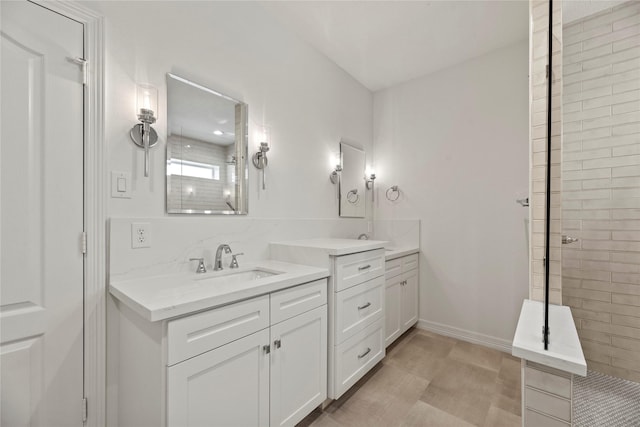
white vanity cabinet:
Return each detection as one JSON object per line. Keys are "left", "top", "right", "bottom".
{"left": 270, "top": 239, "right": 387, "bottom": 400}
{"left": 115, "top": 278, "right": 327, "bottom": 427}
{"left": 384, "top": 253, "right": 419, "bottom": 347}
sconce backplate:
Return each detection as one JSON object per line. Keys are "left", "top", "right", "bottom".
{"left": 130, "top": 123, "right": 159, "bottom": 148}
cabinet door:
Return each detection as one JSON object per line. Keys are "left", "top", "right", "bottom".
{"left": 270, "top": 305, "right": 327, "bottom": 427}
{"left": 401, "top": 269, "right": 419, "bottom": 332}
{"left": 167, "top": 328, "right": 270, "bottom": 427}
{"left": 385, "top": 276, "right": 402, "bottom": 347}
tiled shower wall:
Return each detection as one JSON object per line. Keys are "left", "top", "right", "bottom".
{"left": 530, "top": 0, "right": 563, "bottom": 304}
{"left": 562, "top": 1, "right": 640, "bottom": 382}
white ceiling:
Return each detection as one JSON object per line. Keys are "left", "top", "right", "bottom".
{"left": 260, "top": 1, "right": 529, "bottom": 91}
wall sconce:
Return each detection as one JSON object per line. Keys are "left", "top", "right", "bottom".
{"left": 130, "top": 84, "right": 159, "bottom": 177}
{"left": 366, "top": 169, "right": 376, "bottom": 201}
{"left": 252, "top": 142, "right": 270, "bottom": 190}
{"left": 329, "top": 153, "right": 342, "bottom": 184}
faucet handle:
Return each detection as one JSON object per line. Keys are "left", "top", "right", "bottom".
{"left": 189, "top": 258, "right": 207, "bottom": 274}
{"left": 230, "top": 253, "right": 244, "bottom": 269}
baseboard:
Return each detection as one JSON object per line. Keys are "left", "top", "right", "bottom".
{"left": 416, "top": 319, "right": 513, "bottom": 354}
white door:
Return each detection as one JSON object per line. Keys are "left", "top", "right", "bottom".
{"left": 1, "top": 1, "right": 85, "bottom": 426}
{"left": 384, "top": 276, "right": 402, "bottom": 347}
{"left": 270, "top": 306, "right": 327, "bottom": 427}
{"left": 167, "top": 329, "right": 270, "bottom": 427}
{"left": 401, "top": 269, "right": 419, "bottom": 331}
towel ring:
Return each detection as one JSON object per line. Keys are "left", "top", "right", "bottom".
{"left": 386, "top": 185, "right": 400, "bottom": 202}
{"left": 346, "top": 189, "right": 359, "bottom": 204}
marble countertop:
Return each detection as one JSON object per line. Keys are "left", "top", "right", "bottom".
{"left": 384, "top": 246, "right": 420, "bottom": 260}
{"left": 512, "top": 299, "right": 587, "bottom": 376}
{"left": 270, "top": 238, "right": 387, "bottom": 256}
{"left": 110, "top": 260, "right": 329, "bottom": 322}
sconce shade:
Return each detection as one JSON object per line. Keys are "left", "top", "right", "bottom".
{"left": 136, "top": 84, "right": 158, "bottom": 122}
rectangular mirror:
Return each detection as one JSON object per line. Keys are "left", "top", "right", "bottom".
{"left": 166, "top": 73, "right": 248, "bottom": 214}
{"left": 339, "top": 142, "right": 366, "bottom": 218}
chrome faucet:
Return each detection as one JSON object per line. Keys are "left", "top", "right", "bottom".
{"left": 214, "top": 244, "right": 232, "bottom": 271}
{"left": 189, "top": 258, "right": 207, "bottom": 274}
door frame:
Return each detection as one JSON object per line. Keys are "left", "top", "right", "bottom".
{"left": 30, "top": 1, "right": 106, "bottom": 425}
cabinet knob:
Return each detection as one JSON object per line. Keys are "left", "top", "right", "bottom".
{"left": 274, "top": 339, "right": 281, "bottom": 349}
{"left": 263, "top": 344, "right": 270, "bottom": 354}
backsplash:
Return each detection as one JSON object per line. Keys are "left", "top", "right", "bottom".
{"left": 109, "top": 218, "right": 420, "bottom": 281}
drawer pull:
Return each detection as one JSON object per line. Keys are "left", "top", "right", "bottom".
{"left": 357, "top": 347, "right": 371, "bottom": 359}
{"left": 358, "top": 264, "right": 371, "bottom": 271}
{"left": 357, "top": 302, "right": 372, "bottom": 310}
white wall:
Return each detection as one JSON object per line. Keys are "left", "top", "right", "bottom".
{"left": 81, "top": 1, "right": 373, "bottom": 219}
{"left": 373, "top": 41, "right": 530, "bottom": 346}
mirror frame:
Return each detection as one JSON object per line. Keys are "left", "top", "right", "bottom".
{"left": 338, "top": 142, "right": 366, "bottom": 218}
{"left": 166, "top": 73, "right": 248, "bottom": 215}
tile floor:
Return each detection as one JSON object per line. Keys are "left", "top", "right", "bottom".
{"left": 300, "top": 328, "right": 522, "bottom": 427}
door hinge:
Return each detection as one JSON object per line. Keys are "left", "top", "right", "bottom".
{"left": 81, "top": 232, "right": 87, "bottom": 255}
{"left": 68, "top": 57, "right": 88, "bottom": 85}
{"left": 82, "top": 397, "right": 88, "bottom": 423}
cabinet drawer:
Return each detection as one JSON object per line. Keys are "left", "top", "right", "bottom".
{"left": 335, "top": 276, "right": 384, "bottom": 344}
{"left": 402, "top": 254, "right": 419, "bottom": 271}
{"left": 167, "top": 295, "right": 269, "bottom": 366}
{"left": 525, "top": 387, "right": 571, "bottom": 422}
{"left": 334, "top": 249, "right": 385, "bottom": 292}
{"left": 385, "top": 258, "right": 402, "bottom": 279}
{"left": 525, "top": 365, "right": 571, "bottom": 399}
{"left": 334, "top": 319, "right": 385, "bottom": 399}
{"left": 524, "top": 408, "right": 570, "bottom": 427}
{"left": 270, "top": 279, "right": 327, "bottom": 325}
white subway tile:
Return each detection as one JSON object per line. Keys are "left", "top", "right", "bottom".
{"left": 563, "top": 160, "right": 583, "bottom": 171}
{"left": 584, "top": 198, "right": 640, "bottom": 209}
{"left": 583, "top": 74, "right": 613, "bottom": 91}
{"left": 576, "top": 23, "right": 613, "bottom": 45}
{"left": 613, "top": 57, "right": 640, "bottom": 74}
{"left": 613, "top": 144, "right": 640, "bottom": 156}
{"left": 564, "top": 168, "right": 611, "bottom": 181}
{"left": 564, "top": 189, "right": 612, "bottom": 200}
{"left": 613, "top": 12, "right": 640, "bottom": 32}
{"left": 612, "top": 165, "right": 640, "bottom": 177}
{"left": 582, "top": 178, "right": 612, "bottom": 189}
{"left": 613, "top": 123, "right": 640, "bottom": 135}
{"left": 613, "top": 78, "right": 640, "bottom": 94}
{"left": 611, "top": 252, "right": 640, "bottom": 263}
{"left": 612, "top": 176, "right": 640, "bottom": 188}
{"left": 583, "top": 94, "right": 613, "bottom": 109}
{"left": 564, "top": 148, "right": 611, "bottom": 161}
{"left": 582, "top": 134, "right": 638, "bottom": 150}
{"left": 564, "top": 141, "right": 583, "bottom": 153}
{"left": 611, "top": 262, "right": 640, "bottom": 274}
{"left": 613, "top": 188, "right": 640, "bottom": 199}
{"left": 612, "top": 209, "right": 640, "bottom": 220}
{"left": 613, "top": 100, "right": 640, "bottom": 115}
{"left": 563, "top": 209, "right": 610, "bottom": 220}
{"left": 613, "top": 89, "right": 640, "bottom": 104}
{"left": 583, "top": 115, "right": 613, "bottom": 130}
{"left": 612, "top": 272, "right": 640, "bottom": 285}
{"left": 610, "top": 220, "right": 640, "bottom": 230}
{"left": 613, "top": 34, "right": 640, "bottom": 53}
{"left": 583, "top": 155, "right": 640, "bottom": 169}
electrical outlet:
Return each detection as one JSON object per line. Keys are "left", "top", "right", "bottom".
{"left": 131, "top": 222, "right": 151, "bottom": 249}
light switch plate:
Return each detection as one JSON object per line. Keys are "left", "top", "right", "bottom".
{"left": 111, "top": 171, "right": 131, "bottom": 198}
{"left": 131, "top": 222, "right": 151, "bottom": 249}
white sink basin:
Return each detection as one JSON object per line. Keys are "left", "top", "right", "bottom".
{"left": 195, "top": 269, "right": 281, "bottom": 286}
